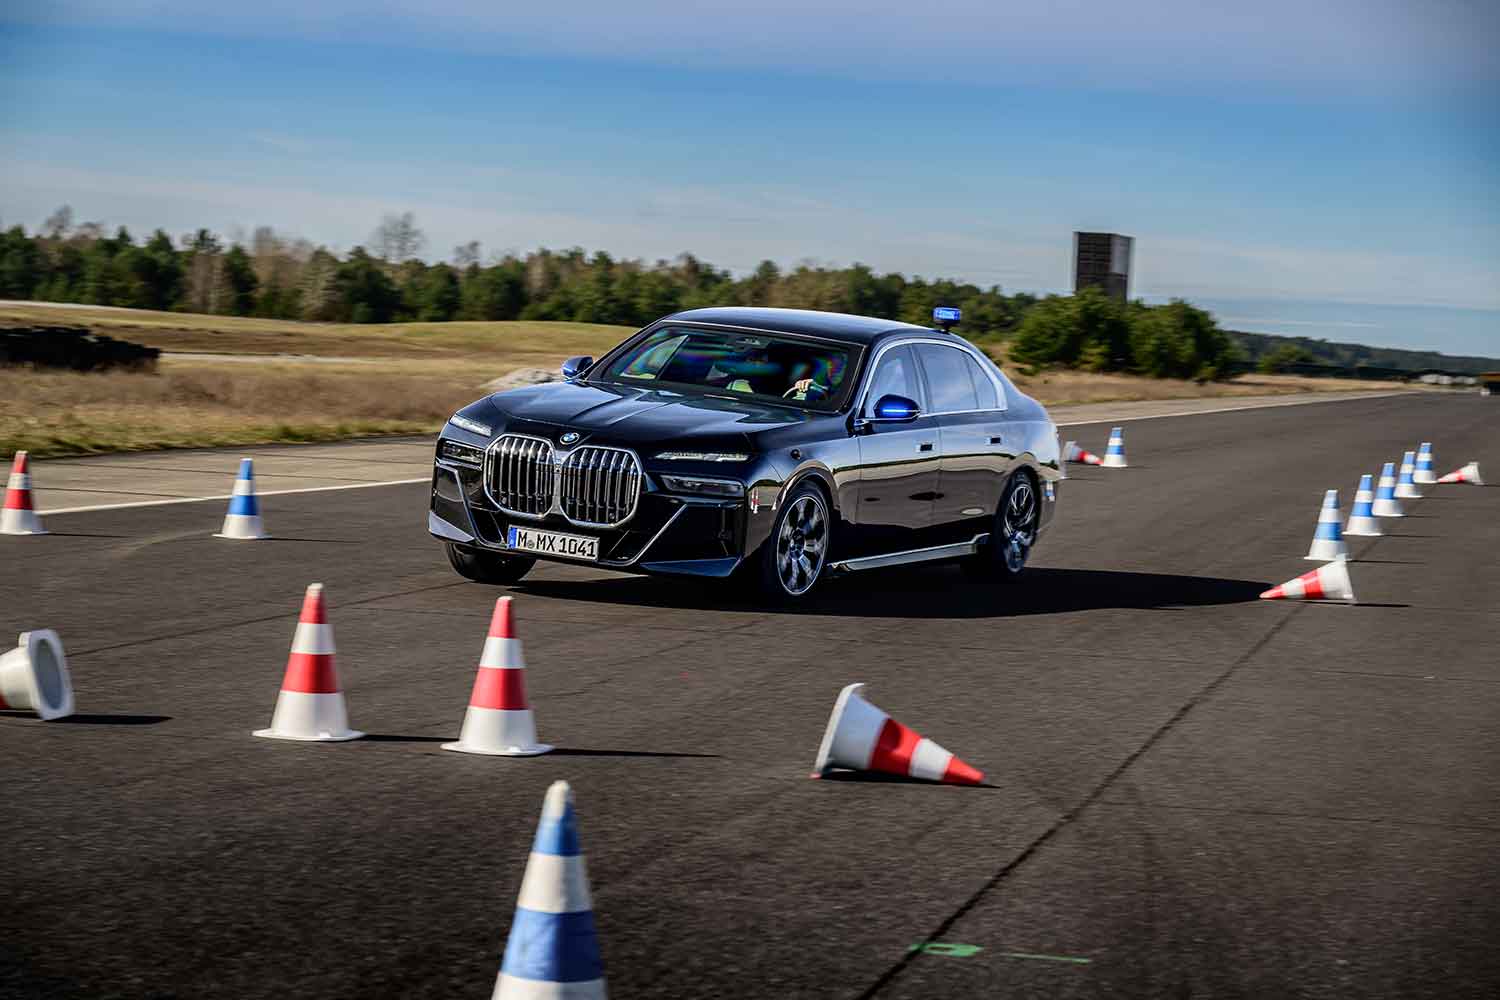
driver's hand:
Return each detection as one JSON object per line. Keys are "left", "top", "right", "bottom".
{"left": 793, "top": 378, "right": 814, "bottom": 393}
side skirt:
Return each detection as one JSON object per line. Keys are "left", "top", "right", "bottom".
{"left": 829, "top": 534, "right": 990, "bottom": 574}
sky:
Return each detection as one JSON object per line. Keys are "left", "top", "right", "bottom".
{"left": 2, "top": 1, "right": 1497, "bottom": 355}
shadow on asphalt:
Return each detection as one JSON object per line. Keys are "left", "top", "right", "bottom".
{"left": 818, "top": 770, "right": 998, "bottom": 789}
{"left": 515, "top": 565, "right": 1268, "bottom": 618}
{"left": 0, "top": 711, "right": 170, "bottom": 725}
{"left": 549, "top": 748, "right": 719, "bottom": 758}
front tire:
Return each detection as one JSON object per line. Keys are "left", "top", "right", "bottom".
{"left": 758, "top": 482, "right": 831, "bottom": 602}
{"left": 445, "top": 543, "right": 535, "bottom": 585}
{"left": 964, "top": 471, "right": 1039, "bottom": 583}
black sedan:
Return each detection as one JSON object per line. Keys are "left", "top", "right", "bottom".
{"left": 429, "top": 306, "right": 1061, "bottom": 602}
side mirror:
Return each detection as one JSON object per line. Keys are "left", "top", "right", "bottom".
{"left": 872, "top": 393, "right": 921, "bottom": 422}
{"left": 560, "top": 355, "right": 594, "bottom": 380}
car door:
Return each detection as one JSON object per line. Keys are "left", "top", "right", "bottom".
{"left": 850, "top": 343, "right": 942, "bottom": 557}
{"left": 912, "top": 342, "right": 1014, "bottom": 545}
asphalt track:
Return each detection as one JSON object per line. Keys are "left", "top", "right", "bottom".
{"left": 2, "top": 392, "right": 1496, "bottom": 999}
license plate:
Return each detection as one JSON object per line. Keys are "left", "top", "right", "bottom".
{"left": 506, "top": 525, "right": 599, "bottom": 561}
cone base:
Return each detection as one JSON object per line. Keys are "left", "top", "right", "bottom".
{"left": 214, "top": 533, "right": 271, "bottom": 540}
{"left": 253, "top": 727, "right": 364, "bottom": 742}
{"left": 1304, "top": 553, "right": 1348, "bottom": 561}
{"left": 1101, "top": 459, "right": 1127, "bottom": 469}
{"left": 812, "top": 682, "right": 866, "bottom": 777}
{"left": 0, "top": 527, "right": 48, "bottom": 536}
{"left": 441, "top": 740, "right": 553, "bottom": 757}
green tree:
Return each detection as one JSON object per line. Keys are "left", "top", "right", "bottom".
{"left": 334, "top": 247, "right": 400, "bottom": 323}
{"left": 412, "top": 263, "right": 461, "bottom": 321}
{"left": 221, "top": 245, "right": 259, "bottom": 315}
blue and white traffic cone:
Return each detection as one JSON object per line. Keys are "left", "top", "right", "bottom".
{"left": 1101, "top": 427, "right": 1127, "bottom": 469}
{"left": 1413, "top": 442, "right": 1437, "bottom": 485}
{"left": 1305, "top": 489, "right": 1348, "bottom": 561}
{"left": 215, "top": 458, "right": 268, "bottom": 540}
{"left": 493, "top": 781, "right": 606, "bottom": 1000}
{"left": 1344, "top": 474, "right": 1382, "bottom": 537}
{"left": 1372, "top": 462, "right": 1404, "bottom": 517}
{"left": 1394, "top": 450, "right": 1422, "bottom": 499}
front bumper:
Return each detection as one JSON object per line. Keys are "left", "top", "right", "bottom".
{"left": 430, "top": 460, "right": 749, "bottom": 578}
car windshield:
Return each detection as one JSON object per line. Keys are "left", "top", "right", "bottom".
{"left": 593, "top": 326, "right": 859, "bottom": 411}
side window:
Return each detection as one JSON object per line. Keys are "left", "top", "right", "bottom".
{"left": 914, "top": 344, "right": 979, "bottom": 413}
{"left": 865, "top": 345, "right": 925, "bottom": 413}
{"left": 964, "top": 354, "right": 1001, "bottom": 410}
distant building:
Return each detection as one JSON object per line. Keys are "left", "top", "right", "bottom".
{"left": 1073, "top": 232, "right": 1133, "bottom": 302}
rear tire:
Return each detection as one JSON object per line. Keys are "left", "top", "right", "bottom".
{"left": 445, "top": 543, "right": 535, "bottom": 585}
{"left": 963, "top": 471, "right": 1039, "bottom": 584}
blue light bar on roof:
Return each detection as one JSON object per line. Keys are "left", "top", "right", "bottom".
{"left": 933, "top": 306, "right": 961, "bottom": 326}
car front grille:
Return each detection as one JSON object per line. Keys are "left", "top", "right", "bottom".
{"left": 489, "top": 435, "right": 555, "bottom": 517}
{"left": 560, "top": 446, "right": 641, "bottom": 527}
{"left": 487, "top": 435, "right": 641, "bottom": 527}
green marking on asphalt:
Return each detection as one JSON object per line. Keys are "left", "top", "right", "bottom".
{"left": 998, "top": 951, "right": 1092, "bottom": 965}
{"left": 909, "top": 942, "right": 983, "bottom": 957}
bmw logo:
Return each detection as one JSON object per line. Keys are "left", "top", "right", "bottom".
{"left": 560, "top": 432, "right": 580, "bottom": 445}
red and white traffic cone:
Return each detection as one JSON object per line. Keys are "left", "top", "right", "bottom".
{"left": 1063, "top": 440, "right": 1104, "bottom": 466}
{"left": 2, "top": 452, "right": 46, "bottom": 536}
{"left": 1260, "top": 560, "right": 1356, "bottom": 604}
{"left": 811, "top": 683, "right": 983, "bottom": 785}
{"left": 443, "top": 597, "right": 551, "bottom": 756}
{"left": 1436, "top": 461, "right": 1483, "bottom": 485}
{"left": 254, "top": 584, "right": 363, "bottom": 741}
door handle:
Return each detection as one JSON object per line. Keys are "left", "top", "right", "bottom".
{"left": 988, "top": 435, "right": 1003, "bottom": 445}
{"left": 918, "top": 442, "right": 934, "bottom": 452}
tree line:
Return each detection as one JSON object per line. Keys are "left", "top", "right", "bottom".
{"left": 0, "top": 206, "right": 1252, "bottom": 379}
{"left": 0, "top": 207, "right": 1040, "bottom": 334}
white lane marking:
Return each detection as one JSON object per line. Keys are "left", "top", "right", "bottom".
{"left": 40, "top": 477, "right": 428, "bottom": 515}
{"left": 1054, "top": 390, "right": 1411, "bottom": 427}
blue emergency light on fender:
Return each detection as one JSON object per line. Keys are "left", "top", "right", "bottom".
{"left": 933, "top": 306, "right": 961, "bottom": 330}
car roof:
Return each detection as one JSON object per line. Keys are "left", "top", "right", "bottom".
{"left": 662, "top": 307, "right": 933, "bottom": 345}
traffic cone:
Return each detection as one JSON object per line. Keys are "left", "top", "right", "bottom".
{"left": 1413, "top": 442, "right": 1437, "bottom": 485}
{"left": 0, "top": 630, "right": 73, "bottom": 721}
{"left": 1063, "top": 440, "right": 1104, "bottom": 466}
{"left": 2, "top": 452, "right": 46, "bottom": 536}
{"left": 1305, "top": 489, "right": 1348, "bottom": 561}
{"left": 215, "top": 457, "right": 268, "bottom": 539}
{"left": 1394, "top": 450, "right": 1422, "bottom": 499}
{"left": 1260, "top": 560, "right": 1356, "bottom": 603}
{"left": 1372, "top": 462, "right": 1405, "bottom": 517}
{"left": 1344, "top": 474, "right": 1382, "bottom": 537}
{"left": 443, "top": 597, "right": 551, "bottom": 757}
{"left": 811, "top": 683, "right": 983, "bottom": 785}
{"left": 493, "top": 781, "right": 606, "bottom": 1000}
{"left": 1437, "top": 462, "right": 1483, "bottom": 485}
{"left": 254, "top": 584, "right": 362, "bottom": 741}
{"left": 1101, "top": 427, "right": 1128, "bottom": 468}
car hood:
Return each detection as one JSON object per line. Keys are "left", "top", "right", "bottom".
{"left": 488, "top": 380, "right": 814, "bottom": 446}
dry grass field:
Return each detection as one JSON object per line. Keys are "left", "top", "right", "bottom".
{"left": 1, "top": 302, "right": 1411, "bottom": 457}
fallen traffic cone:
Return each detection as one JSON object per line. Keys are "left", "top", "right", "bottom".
{"left": 1394, "top": 450, "right": 1422, "bottom": 499}
{"left": 2, "top": 452, "right": 46, "bottom": 536}
{"left": 811, "top": 682, "right": 983, "bottom": 785}
{"left": 0, "top": 630, "right": 74, "bottom": 721}
{"left": 1305, "top": 489, "right": 1348, "bottom": 561}
{"left": 494, "top": 780, "right": 606, "bottom": 1000}
{"left": 215, "top": 457, "right": 268, "bottom": 540}
{"left": 1063, "top": 440, "right": 1104, "bottom": 466}
{"left": 1102, "top": 427, "right": 1128, "bottom": 469}
{"left": 1344, "top": 474, "right": 1383, "bottom": 537}
{"left": 254, "top": 584, "right": 362, "bottom": 741}
{"left": 1437, "top": 461, "right": 1483, "bottom": 485}
{"left": 1372, "top": 462, "right": 1404, "bottom": 517}
{"left": 1413, "top": 442, "right": 1437, "bottom": 485}
{"left": 443, "top": 597, "right": 551, "bottom": 757}
{"left": 1260, "top": 560, "right": 1356, "bottom": 603}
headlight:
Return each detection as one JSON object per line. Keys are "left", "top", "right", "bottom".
{"left": 438, "top": 439, "right": 484, "bottom": 466}
{"left": 654, "top": 451, "right": 750, "bottom": 462}
{"left": 658, "top": 474, "right": 745, "bottom": 498}
{"left": 448, "top": 414, "right": 492, "bottom": 437}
